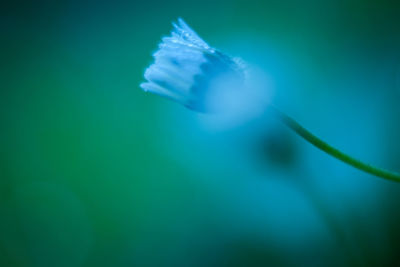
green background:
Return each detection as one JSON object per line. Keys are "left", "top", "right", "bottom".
{"left": 2, "top": 0, "right": 400, "bottom": 266}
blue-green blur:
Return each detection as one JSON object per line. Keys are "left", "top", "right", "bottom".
{"left": 1, "top": 0, "right": 400, "bottom": 266}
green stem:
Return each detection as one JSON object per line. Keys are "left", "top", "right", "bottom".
{"left": 269, "top": 105, "right": 400, "bottom": 183}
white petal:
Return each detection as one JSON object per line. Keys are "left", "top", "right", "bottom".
{"left": 140, "top": 82, "right": 184, "bottom": 103}
{"left": 172, "top": 18, "right": 211, "bottom": 50}
{"left": 144, "top": 65, "right": 192, "bottom": 95}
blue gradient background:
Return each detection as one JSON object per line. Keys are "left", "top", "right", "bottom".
{"left": 1, "top": 0, "right": 400, "bottom": 266}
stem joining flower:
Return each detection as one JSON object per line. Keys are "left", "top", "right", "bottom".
{"left": 140, "top": 18, "right": 400, "bottom": 183}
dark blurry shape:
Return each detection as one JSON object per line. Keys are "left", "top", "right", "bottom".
{"left": 255, "top": 127, "right": 298, "bottom": 168}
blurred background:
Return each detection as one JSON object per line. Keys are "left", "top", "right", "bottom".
{"left": 1, "top": 0, "right": 400, "bottom": 266}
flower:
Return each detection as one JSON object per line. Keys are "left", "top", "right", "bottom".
{"left": 140, "top": 18, "right": 246, "bottom": 112}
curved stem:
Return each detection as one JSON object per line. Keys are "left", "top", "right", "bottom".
{"left": 269, "top": 105, "right": 400, "bottom": 183}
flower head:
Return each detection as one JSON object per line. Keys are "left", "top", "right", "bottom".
{"left": 140, "top": 18, "right": 246, "bottom": 112}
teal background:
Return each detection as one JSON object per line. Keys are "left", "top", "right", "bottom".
{"left": 1, "top": 0, "right": 400, "bottom": 266}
